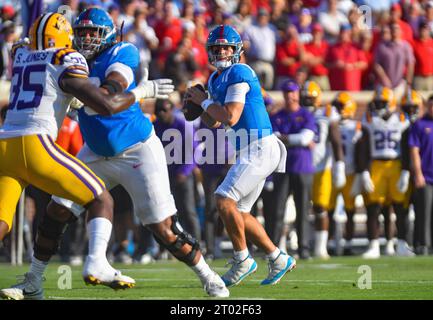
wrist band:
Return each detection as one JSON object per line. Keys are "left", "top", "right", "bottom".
{"left": 201, "top": 99, "right": 213, "bottom": 112}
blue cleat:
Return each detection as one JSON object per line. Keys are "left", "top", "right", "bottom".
{"left": 261, "top": 252, "right": 296, "bottom": 285}
{"left": 0, "top": 273, "right": 44, "bottom": 300}
{"left": 221, "top": 255, "right": 257, "bottom": 287}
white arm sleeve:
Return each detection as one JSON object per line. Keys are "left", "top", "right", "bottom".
{"left": 287, "top": 129, "right": 315, "bottom": 146}
{"left": 224, "top": 82, "right": 250, "bottom": 104}
{"left": 105, "top": 62, "right": 134, "bottom": 88}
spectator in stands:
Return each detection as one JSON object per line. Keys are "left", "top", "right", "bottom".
{"left": 374, "top": 22, "right": 415, "bottom": 99}
{"left": 287, "top": 0, "right": 304, "bottom": 27}
{"left": 304, "top": 23, "right": 330, "bottom": 90}
{"left": 406, "top": 1, "right": 423, "bottom": 39}
{"left": 232, "top": 0, "right": 254, "bottom": 34}
{"left": 326, "top": 24, "right": 367, "bottom": 91}
{"left": 390, "top": 2, "right": 414, "bottom": 45}
{"left": 275, "top": 24, "right": 305, "bottom": 89}
{"left": 359, "top": 30, "right": 375, "bottom": 90}
{"left": 425, "top": 1, "right": 433, "bottom": 36}
{"left": 318, "top": 0, "right": 349, "bottom": 45}
{"left": 193, "top": 7, "right": 209, "bottom": 46}
{"left": 243, "top": 7, "right": 277, "bottom": 90}
{"left": 125, "top": 6, "right": 159, "bottom": 82}
{"left": 270, "top": 79, "right": 315, "bottom": 260}
{"left": 296, "top": 8, "right": 314, "bottom": 44}
{"left": 0, "top": 20, "right": 15, "bottom": 108}
{"left": 154, "top": 0, "right": 183, "bottom": 74}
{"left": 270, "top": 0, "right": 288, "bottom": 34}
{"left": 117, "top": 0, "right": 139, "bottom": 30}
{"left": 410, "top": 94, "right": 433, "bottom": 256}
{"left": 153, "top": 99, "right": 201, "bottom": 241}
{"left": 413, "top": 21, "right": 433, "bottom": 91}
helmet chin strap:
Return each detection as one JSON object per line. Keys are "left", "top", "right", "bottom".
{"left": 215, "top": 60, "right": 232, "bottom": 70}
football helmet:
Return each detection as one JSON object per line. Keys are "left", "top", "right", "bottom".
{"left": 29, "top": 13, "right": 73, "bottom": 51}
{"left": 369, "top": 86, "right": 397, "bottom": 118}
{"left": 206, "top": 25, "right": 243, "bottom": 70}
{"left": 401, "top": 89, "right": 422, "bottom": 122}
{"left": 300, "top": 80, "right": 322, "bottom": 112}
{"left": 73, "top": 7, "right": 117, "bottom": 59}
{"left": 332, "top": 92, "right": 357, "bottom": 119}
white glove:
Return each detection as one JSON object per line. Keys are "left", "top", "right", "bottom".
{"left": 131, "top": 68, "right": 174, "bottom": 101}
{"left": 69, "top": 97, "right": 84, "bottom": 110}
{"left": 361, "top": 170, "right": 375, "bottom": 193}
{"left": 397, "top": 170, "right": 410, "bottom": 193}
{"left": 350, "top": 173, "right": 363, "bottom": 197}
{"left": 333, "top": 160, "right": 346, "bottom": 189}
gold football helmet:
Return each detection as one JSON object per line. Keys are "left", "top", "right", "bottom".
{"left": 300, "top": 80, "right": 322, "bottom": 111}
{"left": 332, "top": 92, "right": 357, "bottom": 119}
{"left": 369, "top": 86, "right": 397, "bottom": 117}
{"left": 29, "top": 13, "right": 73, "bottom": 51}
{"left": 401, "top": 89, "right": 423, "bottom": 122}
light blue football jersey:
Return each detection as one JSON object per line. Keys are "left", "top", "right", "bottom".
{"left": 207, "top": 63, "right": 272, "bottom": 150}
{"left": 77, "top": 42, "right": 153, "bottom": 157}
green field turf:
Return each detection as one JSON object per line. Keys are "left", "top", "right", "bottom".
{"left": 0, "top": 256, "right": 432, "bottom": 300}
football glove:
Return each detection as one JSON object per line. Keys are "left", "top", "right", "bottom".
{"left": 361, "top": 170, "right": 375, "bottom": 193}
{"left": 333, "top": 160, "right": 346, "bottom": 189}
{"left": 131, "top": 68, "right": 174, "bottom": 101}
{"left": 397, "top": 170, "right": 410, "bottom": 193}
{"left": 69, "top": 97, "right": 84, "bottom": 110}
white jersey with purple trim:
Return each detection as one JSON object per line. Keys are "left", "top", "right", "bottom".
{"left": 312, "top": 105, "right": 340, "bottom": 172}
{"left": 0, "top": 47, "right": 89, "bottom": 140}
{"left": 363, "top": 113, "right": 409, "bottom": 160}
{"left": 339, "top": 119, "right": 361, "bottom": 175}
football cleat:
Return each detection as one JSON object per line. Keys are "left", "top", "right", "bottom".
{"left": 0, "top": 273, "right": 44, "bottom": 300}
{"left": 221, "top": 255, "right": 257, "bottom": 287}
{"left": 261, "top": 252, "right": 296, "bottom": 286}
{"left": 396, "top": 240, "right": 415, "bottom": 257}
{"left": 385, "top": 240, "right": 395, "bottom": 256}
{"left": 203, "top": 272, "right": 230, "bottom": 298}
{"left": 362, "top": 241, "right": 380, "bottom": 259}
{"left": 83, "top": 256, "right": 136, "bottom": 290}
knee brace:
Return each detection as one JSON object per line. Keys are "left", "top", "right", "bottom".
{"left": 34, "top": 214, "right": 77, "bottom": 258}
{"left": 155, "top": 215, "right": 200, "bottom": 265}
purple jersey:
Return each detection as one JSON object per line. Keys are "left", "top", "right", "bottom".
{"left": 271, "top": 107, "right": 316, "bottom": 174}
{"left": 154, "top": 114, "right": 196, "bottom": 177}
{"left": 408, "top": 115, "right": 433, "bottom": 184}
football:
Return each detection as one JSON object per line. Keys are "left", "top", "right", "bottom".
{"left": 182, "top": 84, "right": 206, "bottom": 121}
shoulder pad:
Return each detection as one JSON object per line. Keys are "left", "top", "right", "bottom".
{"left": 52, "top": 48, "right": 79, "bottom": 65}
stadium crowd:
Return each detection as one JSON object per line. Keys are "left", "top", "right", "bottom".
{"left": 1, "top": 0, "right": 433, "bottom": 265}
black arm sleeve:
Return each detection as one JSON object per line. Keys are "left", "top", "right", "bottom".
{"left": 355, "top": 126, "right": 371, "bottom": 173}
{"left": 400, "top": 128, "right": 410, "bottom": 171}
{"left": 329, "top": 121, "right": 344, "bottom": 162}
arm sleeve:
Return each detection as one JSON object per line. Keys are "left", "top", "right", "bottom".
{"left": 105, "top": 62, "right": 134, "bottom": 88}
{"left": 225, "top": 82, "right": 250, "bottom": 104}
{"left": 288, "top": 129, "right": 315, "bottom": 146}
{"left": 355, "top": 126, "right": 371, "bottom": 172}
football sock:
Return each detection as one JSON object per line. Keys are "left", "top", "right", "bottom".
{"left": 30, "top": 256, "right": 48, "bottom": 281}
{"left": 87, "top": 217, "right": 112, "bottom": 259}
{"left": 234, "top": 248, "right": 249, "bottom": 261}
{"left": 266, "top": 247, "right": 281, "bottom": 261}
{"left": 191, "top": 255, "right": 214, "bottom": 283}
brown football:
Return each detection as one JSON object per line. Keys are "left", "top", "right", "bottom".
{"left": 182, "top": 84, "right": 206, "bottom": 121}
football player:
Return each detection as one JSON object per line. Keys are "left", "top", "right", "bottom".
{"left": 2, "top": 8, "right": 228, "bottom": 300}
{"left": 302, "top": 81, "right": 346, "bottom": 259}
{"left": 186, "top": 25, "right": 296, "bottom": 287}
{"left": 327, "top": 92, "right": 362, "bottom": 256}
{"left": 356, "top": 87, "right": 411, "bottom": 259}
{"left": 0, "top": 12, "right": 171, "bottom": 299}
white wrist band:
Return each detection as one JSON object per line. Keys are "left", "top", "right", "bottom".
{"left": 201, "top": 99, "right": 213, "bottom": 112}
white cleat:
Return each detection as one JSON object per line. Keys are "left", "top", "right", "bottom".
{"left": 261, "top": 253, "right": 296, "bottom": 285}
{"left": 0, "top": 273, "right": 44, "bottom": 300}
{"left": 221, "top": 255, "right": 257, "bottom": 287}
{"left": 314, "top": 250, "right": 330, "bottom": 260}
{"left": 396, "top": 240, "right": 415, "bottom": 257}
{"left": 385, "top": 240, "right": 395, "bottom": 256}
{"left": 203, "top": 272, "right": 230, "bottom": 298}
{"left": 362, "top": 242, "right": 380, "bottom": 259}
{"left": 83, "top": 256, "right": 136, "bottom": 290}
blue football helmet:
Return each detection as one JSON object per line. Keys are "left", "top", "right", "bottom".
{"left": 206, "top": 25, "right": 243, "bottom": 70}
{"left": 73, "top": 7, "right": 117, "bottom": 59}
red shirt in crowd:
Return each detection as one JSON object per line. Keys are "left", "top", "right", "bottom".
{"left": 276, "top": 40, "right": 304, "bottom": 78}
{"left": 326, "top": 42, "right": 367, "bottom": 91}
{"left": 154, "top": 17, "right": 183, "bottom": 65}
{"left": 413, "top": 37, "right": 433, "bottom": 76}
{"left": 304, "top": 40, "right": 329, "bottom": 76}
